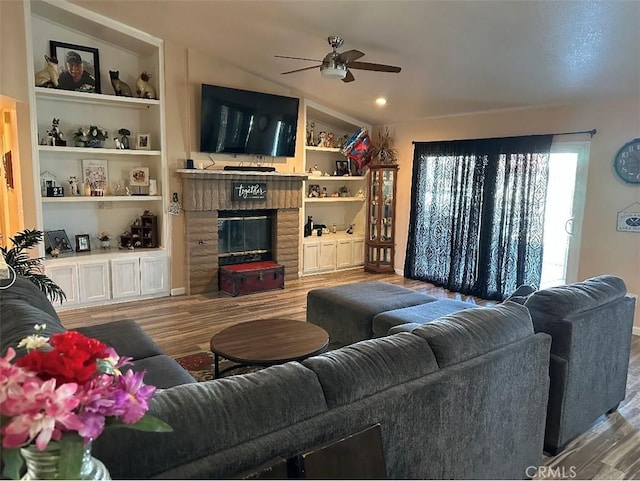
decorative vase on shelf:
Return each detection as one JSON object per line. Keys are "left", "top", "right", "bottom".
{"left": 84, "top": 139, "right": 103, "bottom": 148}
{"left": 20, "top": 441, "right": 111, "bottom": 480}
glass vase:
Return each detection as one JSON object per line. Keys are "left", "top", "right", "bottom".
{"left": 20, "top": 442, "right": 111, "bottom": 480}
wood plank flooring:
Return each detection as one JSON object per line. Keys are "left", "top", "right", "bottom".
{"left": 58, "top": 270, "right": 640, "bottom": 480}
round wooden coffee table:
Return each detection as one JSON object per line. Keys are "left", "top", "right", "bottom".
{"left": 209, "top": 319, "right": 329, "bottom": 378}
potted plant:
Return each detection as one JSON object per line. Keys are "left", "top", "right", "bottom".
{"left": 367, "top": 126, "right": 398, "bottom": 164}
{"left": 98, "top": 231, "right": 110, "bottom": 249}
{"left": 73, "top": 125, "right": 108, "bottom": 148}
{"left": 0, "top": 229, "right": 66, "bottom": 303}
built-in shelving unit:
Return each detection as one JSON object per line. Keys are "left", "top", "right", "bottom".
{"left": 26, "top": 0, "right": 169, "bottom": 309}
{"left": 301, "top": 100, "right": 371, "bottom": 275}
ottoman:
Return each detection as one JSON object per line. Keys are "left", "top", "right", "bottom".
{"left": 380, "top": 299, "right": 479, "bottom": 336}
{"left": 306, "top": 281, "right": 437, "bottom": 345}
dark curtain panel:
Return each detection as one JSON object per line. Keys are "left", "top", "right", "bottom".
{"left": 405, "top": 135, "right": 553, "bottom": 300}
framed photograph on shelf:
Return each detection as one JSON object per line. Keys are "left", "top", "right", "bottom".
{"left": 136, "top": 133, "right": 151, "bottom": 150}
{"left": 130, "top": 167, "right": 149, "bottom": 195}
{"left": 45, "top": 230, "right": 73, "bottom": 254}
{"left": 75, "top": 234, "right": 91, "bottom": 252}
{"left": 82, "top": 159, "right": 108, "bottom": 195}
{"left": 308, "top": 184, "right": 320, "bottom": 198}
{"left": 335, "top": 160, "right": 350, "bottom": 177}
{"left": 49, "top": 41, "right": 100, "bottom": 94}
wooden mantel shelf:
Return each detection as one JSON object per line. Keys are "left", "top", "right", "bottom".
{"left": 177, "top": 169, "right": 308, "bottom": 180}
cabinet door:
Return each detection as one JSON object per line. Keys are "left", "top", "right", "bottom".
{"left": 78, "top": 262, "right": 110, "bottom": 303}
{"left": 45, "top": 263, "right": 79, "bottom": 306}
{"left": 140, "top": 255, "right": 169, "bottom": 296}
{"left": 352, "top": 238, "right": 365, "bottom": 266}
{"left": 336, "top": 239, "right": 352, "bottom": 268}
{"left": 303, "top": 242, "right": 320, "bottom": 273}
{"left": 319, "top": 240, "right": 336, "bottom": 271}
{"left": 111, "top": 258, "right": 141, "bottom": 299}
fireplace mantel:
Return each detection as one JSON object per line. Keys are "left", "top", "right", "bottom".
{"left": 177, "top": 169, "right": 308, "bottom": 180}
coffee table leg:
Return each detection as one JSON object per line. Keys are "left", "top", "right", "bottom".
{"left": 214, "top": 352, "right": 220, "bottom": 378}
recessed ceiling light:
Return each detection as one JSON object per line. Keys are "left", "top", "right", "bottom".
{"left": 375, "top": 97, "right": 387, "bottom": 106}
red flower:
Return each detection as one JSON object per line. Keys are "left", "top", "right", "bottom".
{"left": 16, "top": 331, "right": 109, "bottom": 385}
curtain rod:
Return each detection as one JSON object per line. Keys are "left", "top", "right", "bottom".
{"left": 412, "top": 129, "right": 597, "bottom": 145}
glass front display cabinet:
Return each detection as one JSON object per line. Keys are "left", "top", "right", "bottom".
{"left": 365, "top": 164, "right": 398, "bottom": 273}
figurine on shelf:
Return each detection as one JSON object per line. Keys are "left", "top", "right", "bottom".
{"left": 320, "top": 187, "right": 328, "bottom": 198}
{"left": 346, "top": 224, "right": 355, "bottom": 235}
{"left": 307, "top": 122, "right": 315, "bottom": 146}
{"left": 34, "top": 55, "right": 59, "bottom": 88}
{"left": 68, "top": 176, "right": 79, "bottom": 196}
{"left": 311, "top": 164, "right": 322, "bottom": 176}
{"left": 326, "top": 132, "right": 335, "bottom": 148}
{"left": 136, "top": 71, "right": 157, "bottom": 99}
{"left": 109, "top": 70, "right": 133, "bottom": 97}
{"left": 304, "top": 215, "right": 314, "bottom": 237}
{"left": 47, "top": 118, "right": 66, "bottom": 146}
{"left": 118, "top": 128, "right": 131, "bottom": 149}
{"left": 356, "top": 187, "right": 365, "bottom": 199}
{"left": 317, "top": 132, "right": 326, "bottom": 148}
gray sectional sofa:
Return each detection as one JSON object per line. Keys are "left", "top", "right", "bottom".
{"left": 308, "top": 275, "right": 636, "bottom": 457}
{"left": 1, "top": 275, "right": 552, "bottom": 479}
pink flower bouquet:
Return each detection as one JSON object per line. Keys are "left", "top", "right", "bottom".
{"left": 0, "top": 325, "right": 172, "bottom": 479}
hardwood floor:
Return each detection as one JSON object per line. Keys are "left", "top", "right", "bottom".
{"left": 59, "top": 270, "right": 639, "bottom": 479}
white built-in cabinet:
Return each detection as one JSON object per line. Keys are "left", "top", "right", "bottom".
{"left": 26, "top": 0, "right": 170, "bottom": 309}
{"left": 46, "top": 251, "right": 168, "bottom": 310}
{"left": 301, "top": 100, "right": 370, "bottom": 275}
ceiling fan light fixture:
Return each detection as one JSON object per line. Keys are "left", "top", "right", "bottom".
{"left": 320, "top": 61, "right": 347, "bottom": 80}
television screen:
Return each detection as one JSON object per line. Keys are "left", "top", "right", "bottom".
{"left": 200, "top": 84, "right": 299, "bottom": 157}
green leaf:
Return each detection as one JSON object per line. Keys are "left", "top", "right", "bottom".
{"left": 59, "top": 433, "right": 84, "bottom": 480}
{"left": 105, "top": 413, "right": 173, "bottom": 432}
{"left": 96, "top": 358, "right": 115, "bottom": 375}
{"left": 1, "top": 448, "right": 24, "bottom": 480}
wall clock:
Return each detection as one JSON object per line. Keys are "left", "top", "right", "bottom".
{"left": 613, "top": 138, "right": 640, "bottom": 184}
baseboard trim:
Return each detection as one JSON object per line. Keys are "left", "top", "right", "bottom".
{"left": 171, "top": 287, "right": 186, "bottom": 296}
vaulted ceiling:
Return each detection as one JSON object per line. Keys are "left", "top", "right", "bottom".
{"left": 73, "top": 0, "right": 640, "bottom": 126}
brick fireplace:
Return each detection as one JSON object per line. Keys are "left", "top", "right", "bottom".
{"left": 178, "top": 170, "right": 307, "bottom": 294}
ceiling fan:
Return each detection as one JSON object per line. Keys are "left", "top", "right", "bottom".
{"left": 275, "top": 35, "right": 401, "bottom": 83}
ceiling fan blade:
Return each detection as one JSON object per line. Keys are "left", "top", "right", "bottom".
{"left": 281, "top": 65, "right": 321, "bottom": 75}
{"left": 337, "top": 49, "right": 365, "bottom": 63}
{"left": 274, "top": 55, "right": 322, "bottom": 62}
{"left": 342, "top": 70, "right": 355, "bottom": 83}
{"left": 348, "top": 61, "right": 401, "bottom": 73}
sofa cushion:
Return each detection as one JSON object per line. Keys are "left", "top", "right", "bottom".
{"left": 0, "top": 299, "right": 66, "bottom": 356}
{"left": 411, "top": 301, "right": 534, "bottom": 368}
{"left": 524, "top": 275, "right": 627, "bottom": 321}
{"left": 75, "top": 319, "right": 164, "bottom": 360}
{"left": 302, "top": 332, "right": 439, "bottom": 409}
{"left": 372, "top": 299, "right": 479, "bottom": 337}
{"left": 125, "top": 355, "right": 196, "bottom": 388}
{"left": 0, "top": 275, "right": 63, "bottom": 323}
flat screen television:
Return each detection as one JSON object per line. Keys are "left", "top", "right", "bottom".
{"left": 200, "top": 84, "right": 299, "bottom": 157}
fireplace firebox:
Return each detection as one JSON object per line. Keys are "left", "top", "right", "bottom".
{"left": 218, "top": 209, "right": 273, "bottom": 266}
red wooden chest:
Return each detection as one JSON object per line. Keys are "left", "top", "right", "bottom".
{"left": 219, "top": 261, "right": 285, "bottom": 297}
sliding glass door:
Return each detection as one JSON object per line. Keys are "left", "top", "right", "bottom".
{"left": 539, "top": 141, "right": 590, "bottom": 287}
